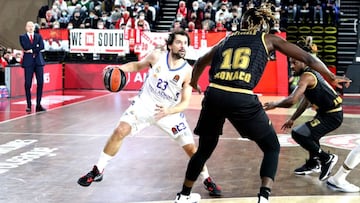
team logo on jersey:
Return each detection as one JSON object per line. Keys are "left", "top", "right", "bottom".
{"left": 171, "top": 127, "right": 178, "bottom": 135}
{"left": 172, "top": 75, "right": 180, "bottom": 83}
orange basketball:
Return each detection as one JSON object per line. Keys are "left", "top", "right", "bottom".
{"left": 103, "top": 66, "right": 127, "bottom": 92}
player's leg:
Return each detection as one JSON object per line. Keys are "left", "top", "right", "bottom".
{"left": 157, "top": 113, "right": 222, "bottom": 196}
{"left": 78, "top": 102, "right": 150, "bottom": 187}
{"left": 327, "top": 144, "right": 360, "bottom": 192}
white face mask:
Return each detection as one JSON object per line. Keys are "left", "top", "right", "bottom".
{"left": 53, "top": 25, "right": 60, "bottom": 29}
{"left": 139, "top": 16, "right": 145, "bottom": 20}
{"left": 98, "top": 25, "right": 104, "bottom": 29}
{"left": 68, "top": 26, "right": 73, "bottom": 29}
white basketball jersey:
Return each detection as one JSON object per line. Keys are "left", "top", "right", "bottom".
{"left": 138, "top": 52, "right": 192, "bottom": 108}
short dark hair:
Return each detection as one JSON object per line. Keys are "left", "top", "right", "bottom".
{"left": 166, "top": 29, "right": 190, "bottom": 51}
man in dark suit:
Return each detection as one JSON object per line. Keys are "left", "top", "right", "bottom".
{"left": 19, "top": 21, "right": 46, "bottom": 113}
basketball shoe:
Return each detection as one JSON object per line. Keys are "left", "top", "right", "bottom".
{"left": 203, "top": 177, "right": 222, "bottom": 196}
{"left": 77, "top": 165, "right": 103, "bottom": 187}
{"left": 294, "top": 157, "right": 321, "bottom": 175}
{"left": 326, "top": 176, "right": 360, "bottom": 192}
{"left": 174, "top": 193, "right": 201, "bottom": 203}
{"left": 257, "top": 194, "right": 269, "bottom": 203}
{"left": 319, "top": 154, "right": 338, "bottom": 181}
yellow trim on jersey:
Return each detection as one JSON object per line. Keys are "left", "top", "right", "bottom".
{"left": 261, "top": 33, "right": 269, "bottom": 56}
{"left": 209, "top": 83, "right": 254, "bottom": 94}
{"left": 303, "top": 72, "right": 317, "bottom": 89}
{"left": 326, "top": 107, "right": 342, "bottom": 113}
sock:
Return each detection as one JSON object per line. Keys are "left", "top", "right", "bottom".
{"left": 96, "top": 151, "right": 113, "bottom": 172}
{"left": 333, "top": 165, "right": 351, "bottom": 182}
{"left": 180, "top": 185, "right": 192, "bottom": 196}
{"left": 199, "top": 170, "right": 210, "bottom": 182}
{"left": 259, "top": 187, "right": 271, "bottom": 200}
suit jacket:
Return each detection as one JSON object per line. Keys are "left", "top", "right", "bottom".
{"left": 19, "top": 33, "right": 46, "bottom": 68}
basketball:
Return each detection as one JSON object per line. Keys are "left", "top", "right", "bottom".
{"left": 103, "top": 66, "right": 127, "bottom": 92}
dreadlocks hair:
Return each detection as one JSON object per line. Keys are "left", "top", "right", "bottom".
{"left": 240, "top": 2, "right": 275, "bottom": 33}
{"left": 296, "top": 36, "right": 318, "bottom": 54}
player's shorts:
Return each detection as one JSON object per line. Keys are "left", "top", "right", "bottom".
{"left": 194, "top": 87, "right": 275, "bottom": 141}
{"left": 119, "top": 97, "right": 195, "bottom": 147}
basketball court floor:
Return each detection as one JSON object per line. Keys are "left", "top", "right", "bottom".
{"left": 0, "top": 90, "right": 360, "bottom": 203}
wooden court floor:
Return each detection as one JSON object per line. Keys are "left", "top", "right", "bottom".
{"left": 0, "top": 91, "right": 360, "bottom": 203}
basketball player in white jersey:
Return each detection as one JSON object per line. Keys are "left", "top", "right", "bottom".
{"left": 77, "top": 30, "right": 221, "bottom": 200}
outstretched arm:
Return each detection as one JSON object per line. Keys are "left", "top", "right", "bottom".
{"left": 265, "top": 34, "right": 351, "bottom": 88}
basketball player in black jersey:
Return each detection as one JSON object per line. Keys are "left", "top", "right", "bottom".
{"left": 263, "top": 37, "right": 348, "bottom": 181}
{"left": 174, "top": 3, "right": 351, "bottom": 203}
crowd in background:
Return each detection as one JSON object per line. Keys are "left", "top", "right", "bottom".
{"left": 0, "top": 0, "right": 341, "bottom": 68}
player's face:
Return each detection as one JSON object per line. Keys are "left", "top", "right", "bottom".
{"left": 289, "top": 58, "right": 305, "bottom": 76}
{"left": 169, "top": 34, "right": 188, "bottom": 59}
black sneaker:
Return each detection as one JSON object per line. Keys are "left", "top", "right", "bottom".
{"left": 319, "top": 154, "right": 338, "bottom": 181}
{"left": 294, "top": 158, "right": 321, "bottom": 175}
{"left": 203, "top": 177, "right": 222, "bottom": 197}
{"left": 78, "top": 165, "right": 103, "bottom": 187}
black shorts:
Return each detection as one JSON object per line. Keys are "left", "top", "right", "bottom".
{"left": 194, "top": 87, "right": 276, "bottom": 141}
{"left": 301, "top": 110, "right": 343, "bottom": 140}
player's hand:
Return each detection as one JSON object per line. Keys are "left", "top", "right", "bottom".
{"left": 331, "top": 75, "right": 352, "bottom": 89}
{"left": 190, "top": 81, "right": 202, "bottom": 94}
{"left": 281, "top": 119, "right": 294, "bottom": 131}
{"left": 154, "top": 104, "right": 169, "bottom": 120}
{"left": 263, "top": 102, "right": 276, "bottom": 111}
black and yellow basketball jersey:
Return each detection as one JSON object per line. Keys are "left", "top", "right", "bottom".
{"left": 209, "top": 31, "right": 269, "bottom": 90}
{"left": 303, "top": 68, "right": 342, "bottom": 112}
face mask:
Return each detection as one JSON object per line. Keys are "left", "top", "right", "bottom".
{"left": 219, "top": 17, "right": 224, "bottom": 21}
{"left": 177, "top": 17, "right": 182, "bottom": 21}
{"left": 53, "top": 25, "right": 60, "bottom": 29}
{"left": 193, "top": 7, "right": 198, "bottom": 11}
{"left": 98, "top": 25, "right": 104, "bottom": 29}
{"left": 102, "top": 17, "right": 107, "bottom": 21}
{"left": 139, "top": 16, "right": 145, "bottom": 20}
{"left": 90, "top": 15, "right": 95, "bottom": 18}
{"left": 68, "top": 26, "right": 73, "bottom": 29}
{"left": 52, "top": 5, "right": 58, "bottom": 10}
{"left": 62, "top": 12, "right": 67, "bottom": 16}
{"left": 231, "top": 25, "right": 237, "bottom": 31}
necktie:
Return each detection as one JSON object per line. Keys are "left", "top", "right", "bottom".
{"left": 30, "top": 34, "right": 33, "bottom": 43}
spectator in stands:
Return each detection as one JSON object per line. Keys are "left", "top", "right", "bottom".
{"left": 58, "top": 9, "right": 70, "bottom": 28}
{"left": 56, "top": 0, "right": 68, "bottom": 11}
{"left": 110, "top": 5, "right": 123, "bottom": 26}
{"left": 83, "top": 10, "right": 99, "bottom": 29}
{"left": 92, "top": 2, "right": 103, "bottom": 18}
{"left": 324, "top": 0, "right": 340, "bottom": 25}
{"left": 177, "top": 1, "right": 187, "bottom": 19}
{"left": 117, "top": 10, "right": 135, "bottom": 29}
{"left": 50, "top": 1, "right": 61, "bottom": 20}
{"left": 52, "top": 21, "right": 61, "bottom": 29}
{"left": 43, "top": 10, "right": 56, "bottom": 28}
{"left": 80, "top": 0, "right": 92, "bottom": 11}
{"left": 187, "top": 1, "right": 204, "bottom": 30}
{"left": 9, "top": 52, "right": 22, "bottom": 65}
{"left": 67, "top": 0, "right": 79, "bottom": 7}
{"left": 202, "top": 11, "right": 216, "bottom": 31}
{"left": 226, "top": 7, "right": 241, "bottom": 32}
{"left": 102, "top": 0, "right": 115, "bottom": 14}
{"left": 69, "top": 10, "right": 84, "bottom": 28}
{"left": 67, "top": 22, "right": 74, "bottom": 29}
{"left": 203, "top": 1, "right": 216, "bottom": 22}
{"left": 171, "top": 13, "right": 188, "bottom": 31}
{"left": 100, "top": 11, "right": 112, "bottom": 29}
{"left": 146, "top": 0, "right": 160, "bottom": 19}
{"left": 215, "top": 3, "right": 230, "bottom": 22}
{"left": 97, "top": 20, "right": 106, "bottom": 29}
{"left": 140, "top": 2, "right": 154, "bottom": 29}
{"left": 187, "top": 21, "right": 196, "bottom": 32}
{"left": 197, "top": 0, "right": 206, "bottom": 10}
{"left": 2, "top": 50, "right": 12, "bottom": 65}
{"left": 134, "top": 11, "right": 151, "bottom": 31}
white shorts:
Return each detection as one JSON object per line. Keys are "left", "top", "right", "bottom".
{"left": 119, "top": 98, "right": 195, "bottom": 147}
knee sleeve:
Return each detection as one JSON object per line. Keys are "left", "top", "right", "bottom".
{"left": 185, "top": 135, "right": 219, "bottom": 181}
{"left": 257, "top": 131, "right": 280, "bottom": 180}
{"left": 344, "top": 144, "right": 360, "bottom": 169}
{"left": 291, "top": 127, "right": 320, "bottom": 155}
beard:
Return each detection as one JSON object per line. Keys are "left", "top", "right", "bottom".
{"left": 171, "top": 50, "right": 186, "bottom": 59}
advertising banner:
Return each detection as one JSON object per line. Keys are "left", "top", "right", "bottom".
{"left": 69, "top": 29, "right": 130, "bottom": 54}
{"left": 39, "top": 28, "right": 69, "bottom": 52}
{"left": 6, "top": 64, "right": 63, "bottom": 97}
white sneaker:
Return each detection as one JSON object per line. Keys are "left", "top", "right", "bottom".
{"left": 174, "top": 193, "right": 201, "bottom": 203}
{"left": 258, "top": 195, "right": 269, "bottom": 203}
{"left": 326, "top": 176, "right": 360, "bottom": 193}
